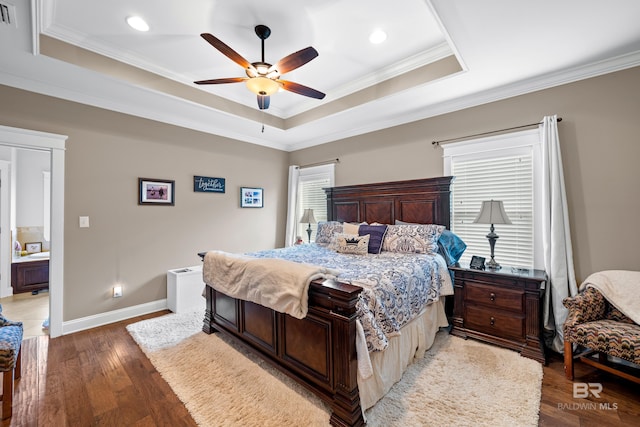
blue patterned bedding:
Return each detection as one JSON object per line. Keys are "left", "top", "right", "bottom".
{"left": 247, "top": 244, "right": 452, "bottom": 352}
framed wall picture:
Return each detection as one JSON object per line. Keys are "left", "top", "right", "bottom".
{"left": 25, "top": 242, "right": 42, "bottom": 253}
{"left": 139, "top": 178, "right": 175, "bottom": 205}
{"left": 240, "top": 187, "right": 263, "bottom": 208}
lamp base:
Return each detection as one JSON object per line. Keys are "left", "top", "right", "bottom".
{"left": 486, "top": 258, "right": 501, "bottom": 270}
{"left": 486, "top": 224, "right": 501, "bottom": 270}
{"left": 306, "top": 224, "right": 312, "bottom": 244}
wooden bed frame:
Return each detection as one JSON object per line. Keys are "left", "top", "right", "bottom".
{"left": 200, "top": 176, "right": 453, "bottom": 426}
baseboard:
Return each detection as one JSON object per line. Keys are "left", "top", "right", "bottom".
{"left": 62, "top": 299, "right": 168, "bottom": 335}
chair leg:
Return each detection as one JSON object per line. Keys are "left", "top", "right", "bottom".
{"left": 14, "top": 347, "right": 21, "bottom": 380}
{"left": 2, "top": 369, "right": 13, "bottom": 420}
{"left": 564, "top": 340, "right": 574, "bottom": 380}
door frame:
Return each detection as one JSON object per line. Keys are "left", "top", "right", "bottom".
{"left": 0, "top": 125, "right": 66, "bottom": 338}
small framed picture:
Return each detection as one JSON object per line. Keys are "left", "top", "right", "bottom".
{"left": 25, "top": 242, "right": 42, "bottom": 253}
{"left": 139, "top": 178, "right": 175, "bottom": 205}
{"left": 240, "top": 187, "right": 263, "bottom": 208}
{"left": 470, "top": 255, "right": 486, "bottom": 270}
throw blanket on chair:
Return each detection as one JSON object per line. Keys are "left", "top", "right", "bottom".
{"left": 580, "top": 270, "right": 640, "bottom": 325}
{"left": 203, "top": 250, "right": 339, "bottom": 319}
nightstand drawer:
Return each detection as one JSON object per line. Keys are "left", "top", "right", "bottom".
{"left": 465, "top": 305, "right": 525, "bottom": 341}
{"left": 465, "top": 282, "right": 524, "bottom": 312}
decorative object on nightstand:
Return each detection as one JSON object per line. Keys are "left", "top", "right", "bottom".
{"left": 299, "top": 208, "right": 317, "bottom": 243}
{"left": 473, "top": 200, "right": 512, "bottom": 270}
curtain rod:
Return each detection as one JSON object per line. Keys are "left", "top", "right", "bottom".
{"left": 297, "top": 158, "right": 340, "bottom": 169}
{"left": 432, "top": 117, "right": 562, "bottom": 147}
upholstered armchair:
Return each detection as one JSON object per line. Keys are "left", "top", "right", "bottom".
{"left": 563, "top": 286, "right": 640, "bottom": 384}
{"left": 0, "top": 309, "right": 23, "bottom": 419}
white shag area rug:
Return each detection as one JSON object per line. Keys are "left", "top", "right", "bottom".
{"left": 127, "top": 311, "right": 543, "bottom": 427}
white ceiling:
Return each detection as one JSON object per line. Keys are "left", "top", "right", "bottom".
{"left": 1, "top": 0, "right": 640, "bottom": 151}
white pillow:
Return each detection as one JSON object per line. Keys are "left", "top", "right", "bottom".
{"left": 342, "top": 222, "right": 362, "bottom": 235}
{"left": 333, "top": 233, "right": 370, "bottom": 255}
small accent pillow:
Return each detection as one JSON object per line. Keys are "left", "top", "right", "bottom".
{"left": 342, "top": 222, "right": 361, "bottom": 235}
{"left": 315, "top": 221, "right": 343, "bottom": 245}
{"left": 382, "top": 224, "right": 445, "bottom": 254}
{"left": 333, "top": 233, "right": 370, "bottom": 255}
{"left": 358, "top": 224, "right": 388, "bottom": 254}
{"left": 437, "top": 229, "right": 467, "bottom": 266}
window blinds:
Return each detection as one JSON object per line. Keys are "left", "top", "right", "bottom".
{"left": 451, "top": 152, "right": 534, "bottom": 268}
{"left": 296, "top": 165, "right": 333, "bottom": 242}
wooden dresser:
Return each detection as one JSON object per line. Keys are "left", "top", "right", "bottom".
{"left": 449, "top": 264, "right": 547, "bottom": 363}
{"left": 11, "top": 257, "right": 49, "bottom": 294}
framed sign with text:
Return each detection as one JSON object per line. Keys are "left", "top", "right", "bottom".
{"left": 194, "top": 176, "right": 226, "bottom": 193}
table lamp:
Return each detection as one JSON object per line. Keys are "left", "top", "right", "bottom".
{"left": 473, "top": 200, "right": 512, "bottom": 270}
{"left": 299, "top": 208, "right": 317, "bottom": 243}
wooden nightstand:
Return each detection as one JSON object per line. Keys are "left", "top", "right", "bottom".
{"left": 449, "top": 264, "right": 547, "bottom": 363}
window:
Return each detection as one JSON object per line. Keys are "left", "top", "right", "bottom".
{"left": 444, "top": 129, "right": 542, "bottom": 269}
{"left": 296, "top": 164, "right": 334, "bottom": 242}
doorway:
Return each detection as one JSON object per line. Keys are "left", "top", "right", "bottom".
{"left": 0, "top": 125, "right": 66, "bottom": 338}
{"left": 0, "top": 150, "right": 51, "bottom": 338}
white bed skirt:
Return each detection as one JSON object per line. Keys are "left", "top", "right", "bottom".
{"left": 358, "top": 298, "right": 449, "bottom": 410}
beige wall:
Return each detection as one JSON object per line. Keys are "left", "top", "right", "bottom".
{"left": 1, "top": 65, "right": 638, "bottom": 322}
{"left": 290, "top": 66, "right": 640, "bottom": 281}
{"left": 0, "top": 85, "right": 288, "bottom": 320}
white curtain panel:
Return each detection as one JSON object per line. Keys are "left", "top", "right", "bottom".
{"left": 284, "top": 165, "right": 300, "bottom": 247}
{"left": 540, "top": 115, "right": 578, "bottom": 353}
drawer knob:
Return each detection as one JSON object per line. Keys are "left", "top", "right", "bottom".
{"left": 490, "top": 316, "right": 495, "bottom": 326}
{"left": 489, "top": 293, "right": 496, "bottom": 301}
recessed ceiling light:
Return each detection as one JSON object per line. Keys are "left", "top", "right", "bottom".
{"left": 369, "top": 29, "right": 387, "bottom": 44}
{"left": 126, "top": 16, "right": 149, "bottom": 32}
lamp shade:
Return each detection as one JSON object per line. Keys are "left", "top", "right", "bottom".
{"left": 473, "top": 200, "right": 512, "bottom": 225}
{"left": 300, "top": 208, "right": 317, "bottom": 224}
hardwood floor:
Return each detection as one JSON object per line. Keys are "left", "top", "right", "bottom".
{"left": 3, "top": 311, "right": 639, "bottom": 426}
{"left": 0, "top": 292, "right": 49, "bottom": 339}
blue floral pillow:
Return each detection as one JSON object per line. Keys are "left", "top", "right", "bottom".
{"left": 382, "top": 224, "right": 444, "bottom": 254}
{"left": 315, "top": 221, "right": 343, "bottom": 245}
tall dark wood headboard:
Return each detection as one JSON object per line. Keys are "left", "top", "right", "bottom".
{"left": 325, "top": 176, "right": 453, "bottom": 228}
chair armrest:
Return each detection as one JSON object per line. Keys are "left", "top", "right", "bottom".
{"left": 562, "top": 287, "right": 607, "bottom": 328}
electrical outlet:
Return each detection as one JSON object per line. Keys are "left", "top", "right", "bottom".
{"left": 113, "top": 285, "right": 123, "bottom": 298}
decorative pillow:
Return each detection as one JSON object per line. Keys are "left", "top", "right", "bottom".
{"left": 358, "top": 224, "right": 388, "bottom": 254}
{"left": 437, "top": 229, "right": 467, "bottom": 266}
{"left": 342, "top": 222, "right": 361, "bottom": 235}
{"left": 315, "top": 221, "right": 343, "bottom": 245}
{"left": 333, "top": 233, "right": 370, "bottom": 255}
{"left": 395, "top": 220, "right": 466, "bottom": 265}
{"left": 382, "top": 224, "right": 445, "bottom": 254}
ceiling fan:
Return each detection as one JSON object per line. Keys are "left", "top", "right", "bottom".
{"left": 194, "top": 25, "right": 325, "bottom": 110}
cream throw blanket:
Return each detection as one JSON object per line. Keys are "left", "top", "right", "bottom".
{"left": 579, "top": 270, "right": 640, "bottom": 325}
{"left": 203, "top": 251, "right": 339, "bottom": 319}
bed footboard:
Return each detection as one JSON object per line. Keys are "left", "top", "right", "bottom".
{"left": 203, "top": 278, "right": 365, "bottom": 427}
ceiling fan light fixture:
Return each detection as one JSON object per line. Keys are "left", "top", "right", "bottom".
{"left": 126, "top": 16, "right": 149, "bottom": 32}
{"left": 246, "top": 77, "right": 280, "bottom": 96}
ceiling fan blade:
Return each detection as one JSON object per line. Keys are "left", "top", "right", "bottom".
{"left": 257, "top": 95, "right": 270, "bottom": 110}
{"left": 278, "top": 80, "right": 326, "bottom": 99}
{"left": 200, "top": 33, "right": 252, "bottom": 70}
{"left": 194, "top": 77, "right": 248, "bottom": 85}
{"left": 270, "top": 47, "right": 319, "bottom": 74}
